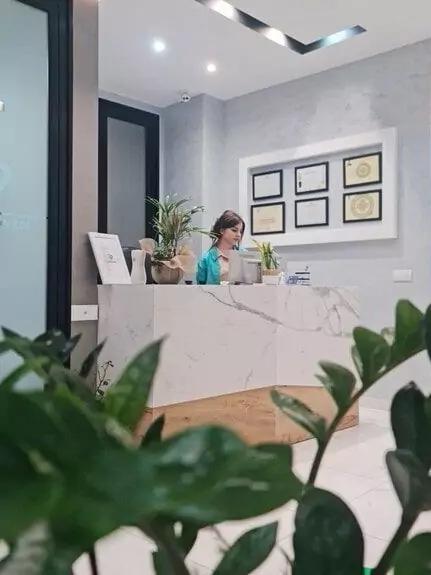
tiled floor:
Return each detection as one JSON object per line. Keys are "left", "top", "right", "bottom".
{"left": 74, "top": 408, "right": 431, "bottom": 574}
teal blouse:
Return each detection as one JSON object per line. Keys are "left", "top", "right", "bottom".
{"left": 196, "top": 247, "right": 221, "bottom": 285}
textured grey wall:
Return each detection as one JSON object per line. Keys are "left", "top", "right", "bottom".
{"left": 71, "top": 0, "right": 99, "bottom": 369}
{"left": 162, "top": 39, "right": 431, "bottom": 401}
{"left": 107, "top": 118, "right": 146, "bottom": 247}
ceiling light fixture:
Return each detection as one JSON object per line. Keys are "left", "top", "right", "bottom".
{"left": 193, "top": 0, "right": 366, "bottom": 55}
{"left": 152, "top": 39, "right": 167, "bottom": 53}
{"left": 206, "top": 62, "right": 217, "bottom": 73}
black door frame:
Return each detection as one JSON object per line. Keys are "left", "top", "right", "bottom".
{"left": 17, "top": 0, "right": 73, "bottom": 335}
{"left": 98, "top": 99, "right": 160, "bottom": 239}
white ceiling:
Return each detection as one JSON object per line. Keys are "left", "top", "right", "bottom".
{"left": 99, "top": 0, "right": 431, "bottom": 108}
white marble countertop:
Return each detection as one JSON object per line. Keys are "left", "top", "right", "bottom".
{"left": 98, "top": 285, "right": 359, "bottom": 407}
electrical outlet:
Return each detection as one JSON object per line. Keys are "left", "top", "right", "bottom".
{"left": 393, "top": 269, "right": 413, "bottom": 283}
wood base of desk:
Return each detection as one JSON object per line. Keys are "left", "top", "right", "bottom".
{"left": 135, "top": 385, "right": 358, "bottom": 445}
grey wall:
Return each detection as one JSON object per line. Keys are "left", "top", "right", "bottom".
{"left": 163, "top": 39, "right": 431, "bottom": 402}
{"left": 70, "top": 0, "right": 99, "bottom": 369}
{"left": 107, "top": 118, "right": 146, "bottom": 247}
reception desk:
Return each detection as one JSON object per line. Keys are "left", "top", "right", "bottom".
{"left": 98, "top": 285, "right": 359, "bottom": 443}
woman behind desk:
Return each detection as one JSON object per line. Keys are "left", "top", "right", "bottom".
{"left": 197, "top": 210, "right": 245, "bottom": 285}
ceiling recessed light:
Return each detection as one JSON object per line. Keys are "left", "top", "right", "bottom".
{"left": 206, "top": 63, "right": 217, "bottom": 73}
{"left": 152, "top": 39, "right": 166, "bottom": 53}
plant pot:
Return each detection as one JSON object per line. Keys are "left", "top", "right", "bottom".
{"left": 262, "top": 269, "right": 282, "bottom": 285}
{"left": 152, "top": 262, "right": 184, "bottom": 285}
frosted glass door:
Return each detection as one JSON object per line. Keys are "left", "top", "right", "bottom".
{"left": 0, "top": 0, "right": 49, "bottom": 378}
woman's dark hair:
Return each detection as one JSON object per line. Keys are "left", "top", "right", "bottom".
{"left": 211, "top": 210, "right": 245, "bottom": 246}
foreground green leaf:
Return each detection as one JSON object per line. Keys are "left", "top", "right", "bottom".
{"left": 213, "top": 523, "right": 277, "bottom": 575}
{"left": 352, "top": 327, "right": 390, "bottom": 387}
{"left": 141, "top": 415, "right": 166, "bottom": 448}
{"left": 317, "top": 362, "right": 356, "bottom": 410}
{"left": 386, "top": 450, "right": 430, "bottom": 515}
{"left": 390, "top": 301, "right": 425, "bottom": 368}
{"left": 104, "top": 340, "right": 163, "bottom": 431}
{"left": 391, "top": 383, "right": 431, "bottom": 470}
{"left": 425, "top": 305, "right": 431, "bottom": 363}
{"left": 293, "top": 488, "right": 364, "bottom": 575}
{"left": 271, "top": 390, "right": 327, "bottom": 442}
{"left": 394, "top": 533, "right": 431, "bottom": 575}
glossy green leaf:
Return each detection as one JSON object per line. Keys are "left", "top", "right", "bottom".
{"left": 104, "top": 340, "right": 163, "bottom": 431}
{"left": 46, "top": 364, "right": 96, "bottom": 405}
{"left": 391, "top": 383, "right": 431, "bottom": 470}
{"left": 386, "top": 450, "right": 430, "bottom": 515}
{"left": 0, "top": 440, "right": 60, "bottom": 540}
{"left": 79, "top": 340, "right": 105, "bottom": 379}
{"left": 293, "top": 488, "right": 364, "bottom": 575}
{"left": 145, "top": 427, "right": 302, "bottom": 524}
{"left": 271, "top": 390, "right": 327, "bottom": 442}
{"left": 34, "top": 330, "right": 81, "bottom": 363}
{"left": 394, "top": 533, "right": 431, "bottom": 575}
{"left": 141, "top": 415, "right": 166, "bottom": 448}
{"left": 214, "top": 523, "right": 277, "bottom": 575}
{"left": 352, "top": 327, "right": 390, "bottom": 387}
{"left": 425, "top": 305, "right": 431, "bottom": 363}
{"left": 317, "top": 362, "right": 356, "bottom": 410}
{"left": 390, "top": 301, "right": 425, "bottom": 367}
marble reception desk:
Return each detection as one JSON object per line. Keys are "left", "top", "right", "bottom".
{"left": 98, "top": 285, "right": 359, "bottom": 443}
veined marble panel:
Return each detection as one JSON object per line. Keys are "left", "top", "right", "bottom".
{"left": 98, "top": 285, "right": 359, "bottom": 408}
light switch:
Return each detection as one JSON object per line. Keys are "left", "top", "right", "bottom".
{"left": 71, "top": 305, "right": 98, "bottom": 322}
{"left": 393, "top": 269, "right": 413, "bottom": 283}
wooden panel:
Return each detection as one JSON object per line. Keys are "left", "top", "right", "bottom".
{"left": 135, "top": 386, "right": 359, "bottom": 445}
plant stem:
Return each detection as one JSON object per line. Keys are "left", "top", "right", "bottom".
{"left": 140, "top": 521, "right": 190, "bottom": 575}
{"left": 307, "top": 358, "right": 411, "bottom": 486}
{"left": 373, "top": 514, "right": 417, "bottom": 575}
{"left": 89, "top": 548, "right": 99, "bottom": 575}
{"left": 307, "top": 388, "right": 362, "bottom": 485}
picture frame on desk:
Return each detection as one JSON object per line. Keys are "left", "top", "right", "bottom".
{"left": 295, "top": 197, "right": 329, "bottom": 228}
{"left": 295, "top": 161, "right": 329, "bottom": 195}
{"left": 343, "top": 151, "right": 382, "bottom": 188}
{"left": 251, "top": 201, "right": 285, "bottom": 235}
{"left": 252, "top": 169, "right": 283, "bottom": 200}
{"left": 343, "top": 189, "right": 382, "bottom": 223}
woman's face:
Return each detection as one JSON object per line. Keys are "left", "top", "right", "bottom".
{"left": 220, "top": 223, "right": 243, "bottom": 247}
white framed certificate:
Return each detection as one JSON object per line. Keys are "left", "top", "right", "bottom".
{"left": 252, "top": 170, "right": 283, "bottom": 200}
{"left": 295, "top": 162, "right": 329, "bottom": 195}
{"left": 295, "top": 197, "right": 329, "bottom": 228}
{"left": 251, "top": 202, "right": 285, "bottom": 235}
{"left": 88, "top": 232, "right": 131, "bottom": 284}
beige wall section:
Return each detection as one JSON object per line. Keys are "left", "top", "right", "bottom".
{"left": 70, "top": 0, "right": 99, "bottom": 370}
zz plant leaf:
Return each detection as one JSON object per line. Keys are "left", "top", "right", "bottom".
{"left": 271, "top": 390, "right": 327, "bottom": 442}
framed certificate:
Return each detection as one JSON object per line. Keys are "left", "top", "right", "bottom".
{"left": 251, "top": 202, "right": 285, "bottom": 235}
{"left": 295, "top": 197, "right": 329, "bottom": 228}
{"left": 252, "top": 169, "right": 283, "bottom": 200}
{"left": 343, "top": 190, "right": 382, "bottom": 223}
{"left": 343, "top": 152, "right": 382, "bottom": 188}
{"left": 295, "top": 162, "right": 329, "bottom": 195}
{"left": 88, "top": 232, "right": 131, "bottom": 284}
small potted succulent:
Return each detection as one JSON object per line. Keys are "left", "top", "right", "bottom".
{"left": 145, "top": 196, "right": 208, "bottom": 284}
{"left": 253, "top": 239, "right": 282, "bottom": 285}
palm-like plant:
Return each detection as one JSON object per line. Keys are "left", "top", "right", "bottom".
{"left": 147, "top": 196, "right": 208, "bottom": 261}
{"left": 253, "top": 239, "right": 279, "bottom": 270}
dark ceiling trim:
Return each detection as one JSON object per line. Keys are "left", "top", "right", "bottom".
{"left": 193, "top": 0, "right": 366, "bottom": 55}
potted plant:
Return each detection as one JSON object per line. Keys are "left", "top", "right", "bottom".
{"left": 146, "top": 196, "right": 208, "bottom": 284}
{"left": 1, "top": 300, "right": 431, "bottom": 575}
{"left": 253, "top": 239, "right": 282, "bottom": 284}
